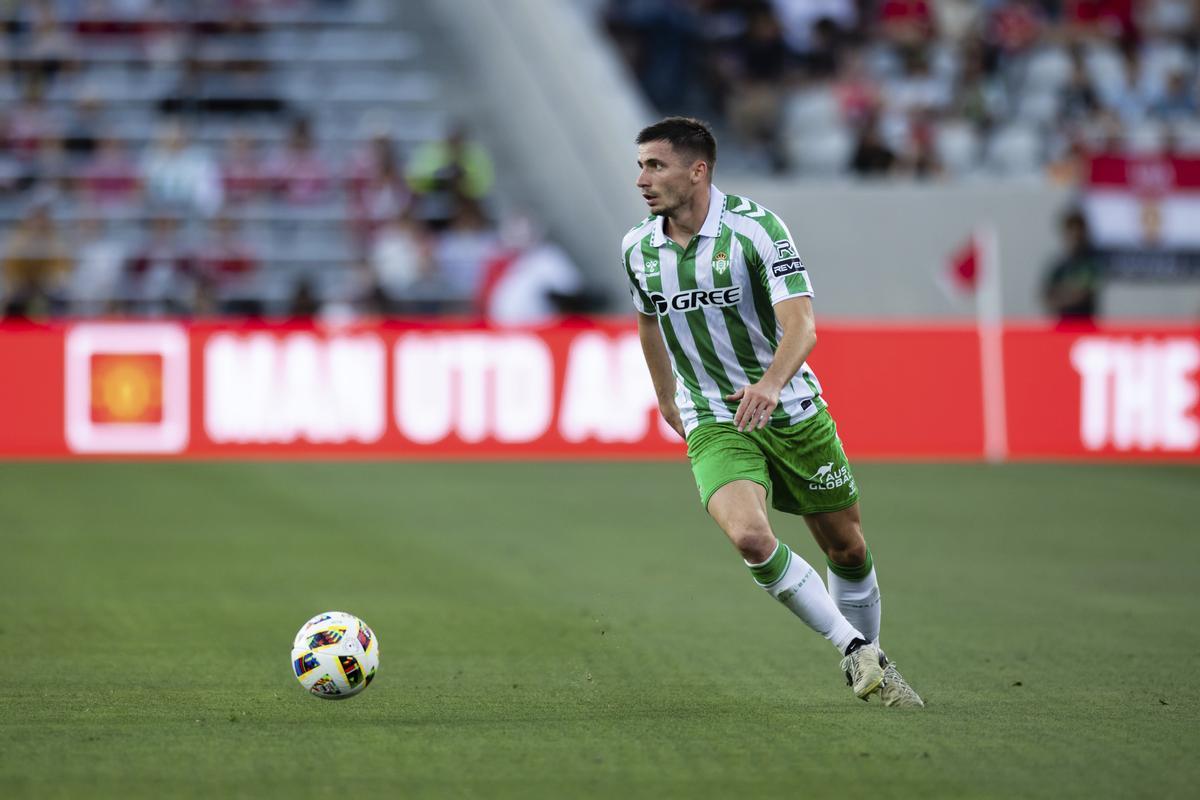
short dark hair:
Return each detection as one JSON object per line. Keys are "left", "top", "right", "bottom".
{"left": 636, "top": 117, "right": 717, "bottom": 172}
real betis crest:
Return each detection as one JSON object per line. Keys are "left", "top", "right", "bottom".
{"left": 713, "top": 252, "right": 729, "bottom": 274}
{"left": 644, "top": 259, "right": 659, "bottom": 275}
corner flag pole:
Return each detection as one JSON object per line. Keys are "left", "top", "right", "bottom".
{"left": 977, "top": 226, "right": 1009, "bottom": 463}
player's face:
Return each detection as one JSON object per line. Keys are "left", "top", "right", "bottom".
{"left": 636, "top": 140, "right": 703, "bottom": 217}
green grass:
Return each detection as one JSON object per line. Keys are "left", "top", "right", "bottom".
{"left": 1, "top": 461, "right": 1197, "bottom": 799}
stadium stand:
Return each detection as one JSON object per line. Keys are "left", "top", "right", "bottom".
{"left": 0, "top": 0, "right": 524, "bottom": 319}
{"left": 602, "top": 0, "right": 1200, "bottom": 178}
{"left": 3, "top": 0, "right": 1198, "bottom": 321}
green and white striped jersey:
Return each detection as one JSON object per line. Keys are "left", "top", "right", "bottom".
{"left": 622, "top": 186, "right": 826, "bottom": 435}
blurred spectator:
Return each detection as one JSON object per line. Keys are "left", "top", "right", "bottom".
{"left": 220, "top": 131, "right": 265, "bottom": 205}
{"left": 7, "top": 79, "right": 58, "bottom": 159}
{"left": 434, "top": 199, "right": 499, "bottom": 303}
{"left": 214, "top": 54, "right": 286, "bottom": 116}
{"left": 1151, "top": 69, "right": 1198, "bottom": 121}
{"left": 931, "top": 0, "right": 983, "bottom": 43}
{"left": 1065, "top": 0, "right": 1138, "bottom": 44}
{"left": 478, "top": 216, "right": 590, "bottom": 327}
{"left": 770, "top": 0, "right": 858, "bottom": 57}
{"left": 122, "top": 216, "right": 197, "bottom": 315}
{"left": 1103, "top": 45, "right": 1153, "bottom": 123}
{"left": 800, "top": 17, "right": 845, "bottom": 80}
{"left": 603, "top": 0, "right": 697, "bottom": 114}
{"left": 158, "top": 57, "right": 207, "bottom": 116}
{"left": 900, "top": 108, "right": 943, "bottom": 179}
{"left": 407, "top": 124, "right": 494, "bottom": 220}
{"left": 849, "top": 113, "right": 898, "bottom": 176}
{"left": 16, "top": 0, "right": 74, "bottom": 89}
{"left": 1, "top": 202, "right": 72, "bottom": 318}
{"left": 834, "top": 50, "right": 883, "bottom": 126}
{"left": 197, "top": 215, "right": 260, "bottom": 314}
{"left": 1046, "top": 130, "right": 1092, "bottom": 185}
{"left": 79, "top": 135, "right": 141, "bottom": 208}
{"left": 285, "top": 276, "right": 362, "bottom": 323}
{"left": 1137, "top": 0, "right": 1196, "bottom": 39}
{"left": 140, "top": 121, "right": 223, "bottom": 216}
{"left": 950, "top": 46, "right": 1006, "bottom": 133}
{"left": 988, "top": 0, "right": 1046, "bottom": 62}
{"left": 369, "top": 209, "right": 437, "bottom": 308}
{"left": 160, "top": 55, "right": 286, "bottom": 117}
{"left": 267, "top": 117, "right": 332, "bottom": 205}
{"left": 287, "top": 279, "right": 321, "bottom": 318}
{"left": 886, "top": 49, "right": 952, "bottom": 116}
{"left": 1043, "top": 210, "right": 1103, "bottom": 321}
{"left": 1059, "top": 47, "right": 1102, "bottom": 123}
{"left": 1093, "top": 109, "right": 1129, "bottom": 155}
{"left": 62, "top": 94, "right": 104, "bottom": 157}
{"left": 141, "top": 0, "right": 189, "bottom": 66}
{"left": 347, "top": 131, "right": 411, "bottom": 249}
{"left": 68, "top": 217, "right": 125, "bottom": 316}
{"left": 878, "top": 0, "right": 937, "bottom": 50}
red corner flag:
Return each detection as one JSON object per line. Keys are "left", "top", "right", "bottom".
{"left": 946, "top": 234, "right": 980, "bottom": 293}
{"left": 942, "top": 226, "right": 1008, "bottom": 462}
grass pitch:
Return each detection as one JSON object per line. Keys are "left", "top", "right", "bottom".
{"left": 1, "top": 461, "right": 1197, "bottom": 799}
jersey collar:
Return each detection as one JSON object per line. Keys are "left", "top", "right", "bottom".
{"left": 651, "top": 185, "right": 726, "bottom": 248}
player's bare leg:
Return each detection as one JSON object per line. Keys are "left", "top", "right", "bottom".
{"left": 805, "top": 503, "right": 924, "bottom": 707}
{"left": 805, "top": 504, "right": 877, "bottom": 642}
{"left": 707, "top": 481, "right": 883, "bottom": 698}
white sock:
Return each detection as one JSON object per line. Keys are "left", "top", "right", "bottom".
{"left": 827, "top": 566, "right": 881, "bottom": 646}
{"left": 747, "top": 543, "right": 862, "bottom": 653}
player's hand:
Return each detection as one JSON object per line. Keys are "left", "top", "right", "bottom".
{"left": 726, "top": 381, "right": 780, "bottom": 432}
{"left": 659, "top": 402, "right": 686, "bottom": 439}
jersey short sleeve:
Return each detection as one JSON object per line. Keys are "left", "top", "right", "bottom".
{"left": 749, "top": 212, "right": 814, "bottom": 305}
{"left": 622, "top": 243, "right": 655, "bottom": 316}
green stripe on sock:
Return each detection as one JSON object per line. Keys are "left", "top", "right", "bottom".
{"left": 749, "top": 544, "right": 790, "bottom": 587}
{"left": 827, "top": 547, "right": 873, "bottom": 581}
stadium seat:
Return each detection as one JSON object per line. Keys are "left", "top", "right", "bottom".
{"left": 1174, "top": 121, "right": 1200, "bottom": 154}
{"left": 1017, "top": 88, "right": 1062, "bottom": 125}
{"left": 1025, "top": 46, "right": 1073, "bottom": 92}
{"left": 1127, "top": 121, "right": 1166, "bottom": 155}
{"left": 1084, "top": 42, "right": 1126, "bottom": 99}
{"left": 935, "top": 121, "right": 981, "bottom": 175}
{"left": 784, "top": 89, "right": 842, "bottom": 138}
{"left": 788, "top": 128, "right": 854, "bottom": 177}
{"left": 986, "top": 124, "right": 1043, "bottom": 175}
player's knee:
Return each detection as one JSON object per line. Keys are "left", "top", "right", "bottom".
{"left": 729, "top": 521, "right": 776, "bottom": 563}
{"left": 826, "top": 539, "right": 867, "bottom": 568}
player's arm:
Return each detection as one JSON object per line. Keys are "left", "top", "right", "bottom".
{"left": 726, "top": 298, "right": 816, "bottom": 432}
{"left": 637, "top": 311, "right": 685, "bottom": 439}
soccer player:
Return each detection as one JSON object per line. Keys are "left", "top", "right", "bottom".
{"left": 623, "top": 117, "right": 923, "bottom": 707}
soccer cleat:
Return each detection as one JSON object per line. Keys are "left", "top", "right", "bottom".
{"left": 840, "top": 642, "right": 884, "bottom": 700}
{"left": 878, "top": 657, "right": 925, "bottom": 708}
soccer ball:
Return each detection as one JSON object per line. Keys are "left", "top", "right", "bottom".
{"left": 290, "top": 611, "right": 379, "bottom": 700}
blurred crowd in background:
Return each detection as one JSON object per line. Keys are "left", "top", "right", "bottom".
{"left": 0, "top": 0, "right": 592, "bottom": 322}
{"left": 606, "top": 0, "right": 1200, "bottom": 177}
{"left": 3, "top": 0, "right": 1197, "bottom": 323}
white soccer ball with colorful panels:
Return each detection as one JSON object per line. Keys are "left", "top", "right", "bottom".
{"left": 291, "top": 611, "right": 379, "bottom": 699}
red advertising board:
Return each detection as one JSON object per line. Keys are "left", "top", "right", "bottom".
{"left": 1005, "top": 323, "right": 1200, "bottom": 460}
{"left": 0, "top": 319, "right": 1196, "bottom": 461}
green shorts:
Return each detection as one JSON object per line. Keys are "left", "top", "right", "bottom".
{"left": 686, "top": 408, "right": 859, "bottom": 516}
